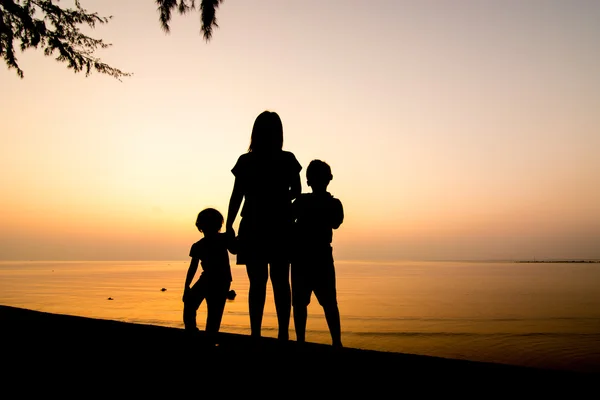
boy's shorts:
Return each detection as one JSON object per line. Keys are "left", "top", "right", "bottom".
{"left": 291, "top": 246, "right": 337, "bottom": 308}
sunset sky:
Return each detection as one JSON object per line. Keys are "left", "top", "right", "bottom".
{"left": 1, "top": 0, "right": 599, "bottom": 261}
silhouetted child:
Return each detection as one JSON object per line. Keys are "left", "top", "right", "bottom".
{"left": 291, "top": 160, "right": 344, "bottom": 347}
{"left": 183, "top": 208, "right": 237, "bottom": 341}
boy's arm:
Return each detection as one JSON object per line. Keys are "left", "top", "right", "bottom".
{"left": 331, "top": 198, "right": 344, "bottom": 229}
{"left": 183, "top": 258, "right": 199, "bottom": 292}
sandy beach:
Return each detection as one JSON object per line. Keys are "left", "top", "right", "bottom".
{"left": 0, "top": 305, "right": 595, "bottom": 397}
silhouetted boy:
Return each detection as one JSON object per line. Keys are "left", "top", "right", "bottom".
{"left": 183, "top": 208, "right": 237, "bottom": 341}
{"left": 291, "top": 160, "right": 344, "bottom": 347}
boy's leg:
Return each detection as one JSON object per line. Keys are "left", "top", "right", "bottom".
{"left": 246, "top": 261, "right": 268, "bottom": 337}
{"left": 270, "top": 260, "right": 291, "bottom": 340}
{"left": 314, "top": 257, "right": 342, "bottom": 347}
{"left": 205, "top": 281, "right": 230, "bottom": 337}
{"left": 322, "top": 304, "right": 342, "bottom": 348}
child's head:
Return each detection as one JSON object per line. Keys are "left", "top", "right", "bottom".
{"left": 195, "top": 208, "right": 224, "bottom": 235}
{"left": 306, "top": 159, "right": 333, "bottom": 192}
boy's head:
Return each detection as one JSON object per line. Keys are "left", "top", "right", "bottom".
{"left": 306, "top": 159, "right": 333, "bottom": 192}
{"left": 195, "top": 208, "right": 223, "bottom": 235}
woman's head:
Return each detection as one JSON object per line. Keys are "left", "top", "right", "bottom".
{"left": 249, "top": 111, "right": 283, "bottom": 153}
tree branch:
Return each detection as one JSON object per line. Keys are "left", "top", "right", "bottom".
{"left": 156, "top": 0, "right": 222, "bottom": 41}
{"left": 1, "top": 0, "right": 130, "bottom": 80}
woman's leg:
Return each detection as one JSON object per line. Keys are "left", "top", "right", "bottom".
{"left": 293, "top": 305, "right": 308, "bottom": 343}
{"left": 291, "top": 262, "right": 310, "bottom": 343}
{"left": 246, "top": 262, "right": 268, "bottom": 337}
{"left": 270, "top": 261, "right": 291, "bottom": 340}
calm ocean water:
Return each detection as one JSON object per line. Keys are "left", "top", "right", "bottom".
{"left": 1, "top": 260, "right": 599, "bottom": 373}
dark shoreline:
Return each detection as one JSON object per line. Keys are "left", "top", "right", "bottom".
{"left": 514, "top": 260, "right": 600, "bottom": 263}
{"left": 0, "top": 305, "right": 595, "bottom": 395}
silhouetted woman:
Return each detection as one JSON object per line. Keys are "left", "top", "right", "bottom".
{"left": 226, "top": 111, "right": 302, "bottom": 340}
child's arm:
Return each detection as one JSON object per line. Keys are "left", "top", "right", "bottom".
{"left": 226, "top": 230, "right": 238, "bottom": 255}
{"left": 182, "top": 258, "right": 199, "bottom": 302}
{"left": 331, "top": 198, "right": 344, "bottom": 230}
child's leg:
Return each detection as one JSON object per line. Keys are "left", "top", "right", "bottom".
{"left": 315, "top": 260, "right": 342, "bottom": 347}
{"left": 322, "top": 303, "right": 342, "bottom": 347}
{"left": 183, "top": 278, "right": 207, "bottom": 331}
{"left": 183, "top": 298, "right": 203, "bottom": 331}
{"left": 205, "top": 282, "right": 230, "bottom": 336}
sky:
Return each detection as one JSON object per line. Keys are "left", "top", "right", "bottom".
{"left": 1, "top": 0, "right": 599, "bottom": 261}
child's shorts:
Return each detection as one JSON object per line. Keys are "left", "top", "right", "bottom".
{"left": 291, "top": 247, "right": 337, "bottom": 308}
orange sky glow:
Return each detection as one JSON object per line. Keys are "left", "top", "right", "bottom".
{"left": 1, "top": 0, "right": 599, "bottom": 261}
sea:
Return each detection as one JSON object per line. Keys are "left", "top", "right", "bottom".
{"left": 1, "top": 260, "right": 599, "bottom": 374}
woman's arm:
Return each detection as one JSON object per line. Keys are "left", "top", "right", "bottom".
{"left": 226, "top": 177, "right": 244, "bottom": 232}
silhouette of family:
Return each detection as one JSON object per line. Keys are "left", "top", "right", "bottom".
{"left": 182, "top": 110, "right": 344, "bottom": 347}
